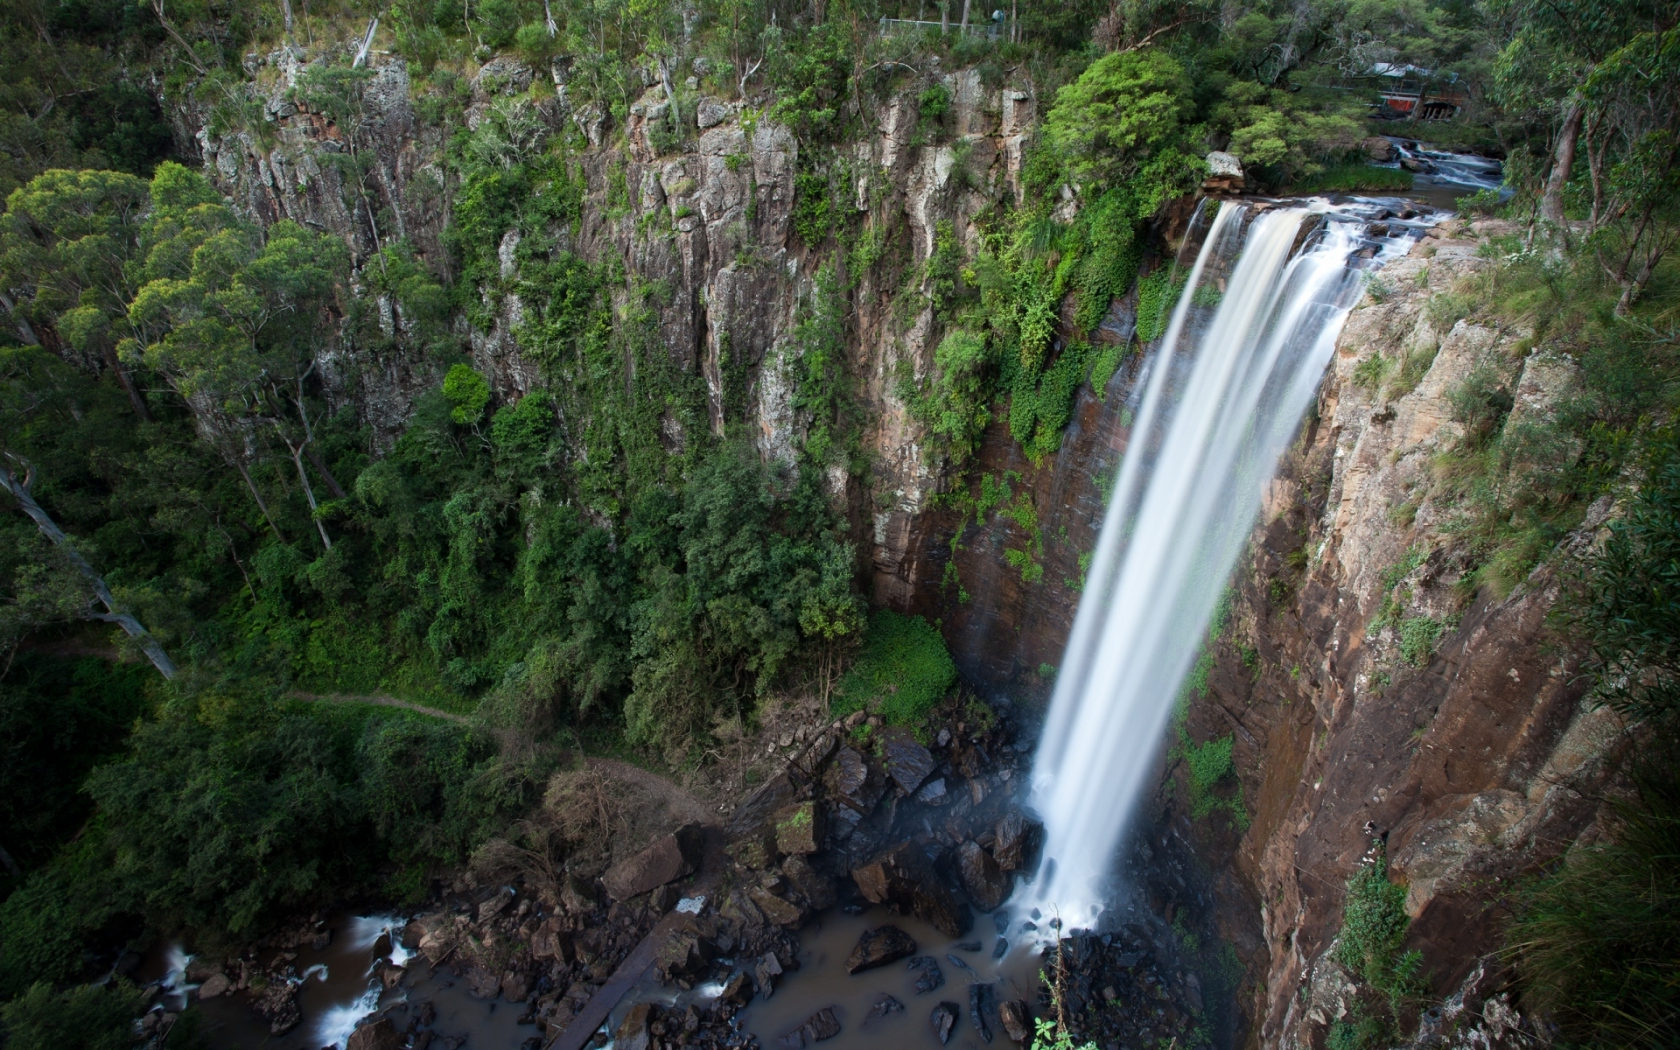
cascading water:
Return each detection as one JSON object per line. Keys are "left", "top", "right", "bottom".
{"left": 1022, "top": 197, "right": 1434, "bottom": 927}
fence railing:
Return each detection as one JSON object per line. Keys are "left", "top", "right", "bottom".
{"left": 877, "top": 16, "right": 1014, "bottom": 40}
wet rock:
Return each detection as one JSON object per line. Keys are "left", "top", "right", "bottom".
{"left": 1363, "top": 136, "right": 1399, "bottom": 162}
{"left": 728, "top": 771, "right": 802, "bottom": 838}
{"left": 772, "top": 801, "right": 824, "bottom": 855}
{"left": 851, "top": 843, "right": 969, "bottom": 937}
{"left": 946, "top": 953, "right": 977, "bottom": 976}
{"left": 778, "top": 1006, "right": 841, "bottom": 1048}
{"left": 465, "top": 966, "right": 502, "bottom": 999}
{"left": 726, "top": 827, "right": 780, "bottom": 870}
{"left": 881, "top": 729, "right": 936, "bottom": 794}
{"left": 253, "top": 981, "right": 299, "bottom": 1035}
{"left": 992, "top": 938, "right": 1009, "bottom": 959}
{"left": 754, "top": 951, "right": 783, "bottom": 998}
{"left": 615, "top": 1001, "right": 654, "bottom": 1050}
{"left": 916, "top": 778, "right": 950, "bottom": 805}
{"left": 781, "top": 855, "right": 837, "bottom": 910}
{"left": 720, "top": 971, "right": 753, "bottom": 1005}
{"left": 478, "top": 885, "right": 515, "bottom": 922}
{"left": 532, "top": 919, "right": 574, "bottom": 963}
{"left": 969, "top": 983, "right": 996, "bottom": 1043}
{"left": 561, "top": 873, "right": 599, "bottom": 913}
{"left": 992, "top": 813, "right": 1042, "bottom": 873}
{"left": 655, "top": 914, "right": 716, "bottom": 980}
{"left": 999, "top": 1000, "right": 1032, "bottom": 1043}
{"left": 502, "top": 970, "right": 533, "bottom": 1003}
{"left": 909, "top": 955, "right": 945, "bottom": 994}
{"left": 346, "top": 1018, "right": 401, "bottom": 1050}
{"left": 196, "top": 973, "right": 230, "bottom": 999}
{"left": 823, "top": 747, "right": 886, "bottom": 815}
{"left": 931, "top": 1001, "right": 960, "bottom": 1044}
{"left": 1184, "top": 972, "right": 1203, "bottom": 1013}
{"left": 603, "top": 823, "right": 704, "bottom": 901}
{"left": 379, "top": 963, "right": 406, "bottom": 989}
{"left": 846, "top": 925, "right": 918, "bottom": 974}
{"left": 958, "top": 841, "right": 1012, "bottom": 912}
{"left": 868, "top": 993, "right": 905, "bottom": 1019}
{"left": 747, "top": 885, "right": 804, "bottom": 927}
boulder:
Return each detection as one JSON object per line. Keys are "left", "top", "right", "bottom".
{"left": 748, "top": 885, "right": 804, "bottom": 927}
{"left": 845, "top": 925, "right": 918, "bottom": 974}
{"left": 931, "top": 1001, "right": 960, "bottom": 1044}
{"left": 999, "top": 1000, "right": 1032, "bottom": 1043}
{"left": 501, "top": 970, "right": 532, "bottom": 1003}
{"left": 957, "top": 841, "right": 1011, "bottom": 912}
{"left": 969, "top": 983, "right": 996, "bottom": 1043}
{"left": 531, "top": 919, "right": 574, "bottom": 963}
{"left": 726, "top": 826, "right": 780, "bottom": 870}
{"left": 346, "top": 1018, "right": 401, "bottom": 1050}
{"left": 1203, "top": 150, "right": 1245, "bottom": 193}
{"left": 908, "top": 955, "right": 945, "bottom": 994}
{"left": 916, "top": 778, "right": 950, "bottom": 805}
{"left": 754, "top": 951, "right": 783, "bottom": 998}
{"left": 719, "top": 971, "right": 753, "bottom": 1006}
{"left": 477, "top": 886, "right": 514, "bottom": 922}
{"left": 196, "top": 973, "right": 230, "bottom": 999}
{"left": 560, "top": 873, "right": 599, "bottom": 913}
{"left": 823, "top": 747, "right": 887, "bottom": 814}
{"left": 868, "top": 993, "right": 905, "bottom": 1019}
{"left": 655, "top": 915, "right": 716, "bottom": 980}
{"left": 696, "top": 98, "right": 731, "bottom": 129}
{"left": 379, "top": 963, "right": 406, "bottom": 989}
{"left": 417, "top": 925, "right": 455, "bottom": 965}
{"left": 772, "top": 801, "right": 824, "bottom": 855}
{"left": 615, "top": 1002, "right": 654, "bottom": 1050}
{"left": 881, "top": 729, "right": 936, "bottom": 794}
{"left": 851, "top": 843, "right": 969, "bottom": 937}
{"left": 781, "top": 855, "right": 837, "bottom": 910}
{"left": 603, "top": 824, "right": 704, "bottom": 901}
{"left": 777, "top": 1007, "right": 841, "bottom": 1048}
{"left": 727, "top": 771, "right": 802, "bottom": 838}
{"left": 992, "top": 813, "right": 1041, "bottom": 873}
{"left": 1363, "top": 136, "right": 1399, "bottom": 162}
{"left": 465, "top": 966, "right": 501, "bottom": 999}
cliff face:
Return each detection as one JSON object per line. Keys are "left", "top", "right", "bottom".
{"left": 185, "top": 51, "right": 1622, "bottom": 1049}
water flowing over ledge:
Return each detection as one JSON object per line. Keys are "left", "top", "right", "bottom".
{"left": 1020, "top": 197, "right": 1437, "bottom": 929}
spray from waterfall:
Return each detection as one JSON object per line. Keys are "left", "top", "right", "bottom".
{"left": 1021, "top": 197, "right": 1434, "bottom": 928}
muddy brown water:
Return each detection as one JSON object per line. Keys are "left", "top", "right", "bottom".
{"left": 604, "top": 905, "right": 1045, "bottom": 1050}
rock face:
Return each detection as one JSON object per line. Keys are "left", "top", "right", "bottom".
{"left": 346, "top": 1019, "right": 401, "bottom": 1050}
{"left": 851, "top": 843, "right": 969, "bottom": 937}
{"left": 603, "top": 823, "right": 705, "bottom": 901}
{"left": 845, "top": 925, "right": 918, "bottom": 974}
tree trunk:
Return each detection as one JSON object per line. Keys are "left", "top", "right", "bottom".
{"left": 0, "top": 457, "right": 177, "bottom": 679}
{"left": 101, "top": 345, "right": 151, "bottom": 421}
{"left": 232, "top": 457, "right": 287, "bottom": 543}
{"left": 941, "top": 0, "right": 949, "bottom": 34}
{"left": 959, "top": 0, "right": 971, "bottom": 33}
{"left": 1541, "top": 98, "right": 1584, "bottom": 230}
{"left": 0, "top": 292, "right": 39, "bottom": 347}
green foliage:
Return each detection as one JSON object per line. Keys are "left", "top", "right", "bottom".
{"left": 1287, "top": 164, "right": 1415, "bottom": 194}
{"left": 0, "top": 837, "right": 125, "bottom": 998}
{"left": 443, "top": 364, "right": 492, "bottom": 425}
{"left": 1040, "top": 50, "right": 1197, "bottom": 194}
{"left": 1183, "top": 734, "right": 1245, "bottom": 826}
{"left": 1336, "top": 847, "right": 1425, "bottom": 1016}
{"left": 0, "top": 980, "right": 144, "bottom": 1050}
{"left": 1134, "top": 268, "right": 1185, "bottom": 344}
{"left": 831, "top": 610, "right": 957, "bottom": 726}
{"left": 1398, "top": 616, "right": 1446, "bottom": 666}
{"left": 1509, "top": 765, "right": 1680, "bottom": 1049}
{"left": 908, "top": 329, "right": 994, "bottom": 465}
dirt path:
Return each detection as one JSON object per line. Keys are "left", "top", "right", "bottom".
{"left": 285, "top": 690, "right": 470, "bottom": 724}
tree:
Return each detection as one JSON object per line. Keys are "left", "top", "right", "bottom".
{"left": 1039, "top": 49, "right": 1197, "bottom": 193}
{"left": 0, "top": 980, "right": 144, "bottom": 1050}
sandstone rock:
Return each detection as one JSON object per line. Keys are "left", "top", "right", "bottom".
{"left": 823, "top": 746, "right": 886, "bottom": 814}
{"left": 845, "top": 925, "right": 918, "bottom": 973}
{"left": 778, "top": 1006, "right": 841, "bottom": 1048}
{"left": 616, "top": 1001, "right": 654, "bottom": 1050}
{"left": 501, "top": 970, "right": 532, "bottom": 1003}
{"left": 999, "top": 1000, "right": 1031, "bottom": 1043}
{"left": 726, "top": 827, "right": 780, "bottom": 870}
{"left": 755, "top": 951, "right": 783, "bottom": 998}
{"left": 747, "top": 885, "right": 804, "bottom": 927}
{"left": 1363, "top": 136, "right": 1399, "bottom": 162}
{"left": 720, "top": 971, "right": 753, "bottom": 1005}
{"left": 196, "top": 973, "right": 230, "bottom": 999}
{"left": 603, "top": 823, "right": 704, "bottom": 901}
{"left": 560, "top": 873, "right": 598, "bottom": 913}
{"left": 957, "top": 840, "right": 1011, "bottom": 912}
{"left": 852, "top": 843, "right": 969, "bottom": 937}
{"left": 728, "top": 771, "right": 802, "bottom": 838}
{"left": 697, "top": 98, "right": 731, "bottom": 129}
{"left": 881, "top": 728, "right": 936, "bottom": 793}
{"left": 531, "top": 919, "right": 574, "bottom": 962}
{"left": 379, "top": 963, "right": 405, "bottom": 989}
{"left": 1206, "top": 151, "right": 1243, "bottom": 177}
{"left": 869, "top": 993, "right": 905, "bottom": 1018}
{"left": 346, "top": 1018, "right": 400, "bottom": 1050}
{"left": 772, "top": 801, "right": 824, "bottom": 855}
{"left": 992, "top": 813, "right": 1041, "bottom": 872}
{"left": 931, "top": 1001, "right": 960, "bottom": 1044}
{"left": 781, "top": 854, "right": 837, "bottom": 910}
{"left": 909, "top": 955, "right": 945, "bottom": 994}
{"left": 969, "top": 982, "right": 995, "bottom": 1043}
{"left": 655, "top": 915, "right": 716, "bottom": 980}
{"left": 477, "top": 886, "right": 514, "bottom": 922}
{"left": 253, "top": 981, "right": 299, "bottom": 1035}
{"left": 465, "top": 966, "right": 501, "bottom": 999}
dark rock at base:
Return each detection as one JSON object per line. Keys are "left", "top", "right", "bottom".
{"left": 728, "top": 771, "right": 802, "bottom": 838}
{"left": 465, "top": 966, "right": 502, "bottom": 999}
{"left": 346, "top": 1018, "right": 401, "bottom": 1050}
{"left": 532, "top": 919, "right": 575, "bottom": 963}
{"left": 954, "top": 941, "right": 982, "bottom": 952}
{"left": 655, "top": 914, "right": 717, "bottom": 980}
{"left": 969, "top": 983, "right": 996, "bottom": 1043}
{"left": 720, "top": 971, "right": 753, "bottom": 1005}
{"left": 915, "top": 778, "right": 949, "bottom": 805}
{"left": 931, "top": 1001, "right": 960, "bottom": 1044}
{"left": 851, "top": 843, "right": 969, "bottom": 937}
{"left": 772, "top": 801, "right": 825, "bottom": 855}
{"left": 602, "top": 823, "right": 705, "bottom": 901}
{"left": 868, "top": 994, "right": 905, "bottom": 1019}
{"left": 908, "top": 955, "right": 944, "bottom": 994}
{"left": 958, "top": 841, "right": 1011, "bottom": 912}
{"left": 782, "top": 854, "right": 837, "bottom": 910}
{"left": 748, "top": 885, "right": 805, "bottom": 927}
{"left": 501, "top": 970, "right": 533, "bottom": 1003}
{"left": 1000, "top": 1000, "right": 1032, "bottom": 1043}
{"left": 615, "top": 1001, "right": 654, "bottom": 1050}
{"left": 823, "top": 747, "right": 887, "bottom": 815}
{"left": 196, "top": 973, "right": 230, "bottom": 999}
{"left": 253, "top": 981, "right": 299, "bottom": 1034}
{"left": 778, "top": 1006, "right": 842, "bottom": 1048}
{"left": 993, "top": 813, "right": 1042, "bottom": 873}
{"left": 561, "top": 873, "right": 599, "bottom": 913}
{"left": 846, "top": 925, "right": 918, "bottom": 974}
{"left": 520, "top": 1039, "right": 543, "bottom": 1050}
{"left": 755, "top": 951, "right": 784, "bottom": 998}
{"left": 881, "top": 729, "right": 936, "bottom": 794}
{"left": 992, "top": 937, "right": 1009, "bottom": 959}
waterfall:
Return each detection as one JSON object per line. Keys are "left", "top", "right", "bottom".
{"left": 1022, "top": 198, "right": 1431, "bottom": 927}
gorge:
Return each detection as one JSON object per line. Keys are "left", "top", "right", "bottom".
{"left": 0, "top": 3, "right": 1676, "bottom": 1050}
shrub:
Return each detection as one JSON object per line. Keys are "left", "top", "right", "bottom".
{"left": 442, "top": 363, "right": 491, "bottom": 425}
{"left": 831, "top": 610, "right": 958, "bottom": 726}
{"left": 1336, "top": 847, "right": 1424, "bottom": 1015}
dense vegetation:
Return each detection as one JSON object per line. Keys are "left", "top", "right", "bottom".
{"left": 0, "top": 0, "right": 1675, "bottom": 1043}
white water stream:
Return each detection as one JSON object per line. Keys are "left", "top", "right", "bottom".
{"left": 1021, "top": 198, "right": 1434, "bottom": 927}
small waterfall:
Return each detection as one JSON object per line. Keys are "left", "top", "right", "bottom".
{"left": 1022, "top": 198, "right": 1432, "bottom": 927}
